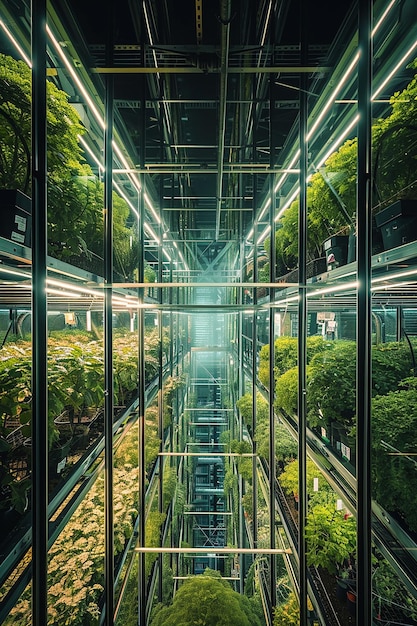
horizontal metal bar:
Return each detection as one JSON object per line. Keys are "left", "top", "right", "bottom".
{"left": 110, "top": 281, "right": 292, "bottom": 288}
{"left": 173, "top": 576, "right": 239, "bottom": 579}
{"left": 162, "top": 196, "right": 250, "bottom": 200}
{"left": 185, "top": 408, "right": 232, "bottom": 411}
{"left": 125, "top": 304, "right": 276, "bottom": 311}
{"left": 134, "top": 547, "right": 292, "bottom": 554}
{"left": 114, "top": 167, "right": 299, "bottom": 174}
{"left": 183, "top": 511, "right": 233, "bottom": 515}
{"left": 189, "top": 422, "right": 228, "bottom": 426}
{"left": 93, "top": 66, "right": 329, "bottom": 74}
{"left": 159, "top": 452, "right": 255, "bottom": 457}
{"left": 187, "top": 441, "right": 228, "bottom": 444}
{"left": 161, "top": 207, "right": 253, "bottom": 211}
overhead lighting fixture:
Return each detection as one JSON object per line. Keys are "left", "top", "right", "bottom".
{"left": 372, "top": 39, "right": 417, "bottom": 100}
{"left": 47, "top": 278, "right": 100, "bottom": 297}
{"left": 0, "top": 266, "right": 31, "bottom": 279}
{"left": 308, "top": 281, "right": 359, "bottom": 297}
{"left": 46, "top": 286, "right": 82, "bottom": 298}
{"left": 372, "top": 268, "right": 417, "bottom": 283}
{"left": 256, "top": 224, "right": 271, "bottom": 245}
{"left": 251, "top": 0, "right": 403, "bottom": 244}
{"left": 47, "top": 25, "right": 105, "bottom": 130}
{"left": 314, "top": 116, "right": 359, "bottom": 170}
{"left": 0, "top": 20, "right": 31, "bottom": 66}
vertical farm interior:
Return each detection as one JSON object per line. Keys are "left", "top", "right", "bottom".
{"left": 0, "top": 1, "right": 417, "bottom": 626}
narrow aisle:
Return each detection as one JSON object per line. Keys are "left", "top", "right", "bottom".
{"left": 180, "top": 282, "right": 238, "bottom": 578}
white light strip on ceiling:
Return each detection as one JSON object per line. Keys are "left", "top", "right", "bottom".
{"left": 77, "top": 135, "right": 161, "bottom": 242}
{"left": 47, "top": 278, "right": 100, "bottom": 297}
{"left": 308, "top": 280, "right": 359, "bottom": 297}
{"left": 372, "top": 39, "right": 417, "bottom": 100}
{"left": 0, "top": 20, "right": 31, "bottom": 66}
{"left": 372, "top": 268, "right": 417, "bottom": 283}
{"left": 275, "top": 186, "right": 300, "bottom": 224}
{"left": 47, "top": 25, "right": 105, "bottom": 130}
{"left": 307, "top": 54, "right": 360, "bottom": 142}
{"left": 46, "top": 286, "right": 82, "bottom": 298}
{"left": 314, "top": 116, "right": 359, "bottom": 171}
{"left": 256, "top": 224, "right": 271, "bottom": 245}
{"left": 251, "top": 0, "right": 402, "bottom": 244}
{"left": 0, "top": 267, "right": 31, "bottom": 279}
{"left": 48, "top": 24, "right": 174, "bottom": 258}
{"left": 78, "top": 134, "right": 104, "bottom": 172}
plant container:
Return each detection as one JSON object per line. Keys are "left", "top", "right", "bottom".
{"left": 322, "top": 235, "right": 349, "bottom": 270}
{"left": 0, "top": 189, "right": 32, "bottom": 247}
{"left": 375, "top": 199, "right": 417, "bottom": 250}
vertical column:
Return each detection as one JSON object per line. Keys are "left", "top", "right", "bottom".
{"left": 31, "top": 2, "right": 48, "bottom": 624}
{"left": 297, "top": 1, "right": 308, "bottom": 624}
{"left": 251, "top": 74, "right": 258, "bottom": 549}
{"left": 251, "top": 306, "right": 258, "bottom": 549}
{"left": 138, "top": 31, "right": 147, "bottom": 626}
{"left": 158, "top": 267, "right": 164, "bottom": 603}
{"left": 268, "top": 73, "right": 277, "bottom": 616}
{"left": 103, "top": 6, "right": 115, "bottom": 624}
{"left": 356, "top": 1, "right": 373, "bottom": 625}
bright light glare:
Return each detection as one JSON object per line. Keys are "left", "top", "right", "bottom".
{"left": 0, "top": 20, "right": 31, "bottom": 66}
{"left": 47, "top": 25, "right": 105, "bottom": 130}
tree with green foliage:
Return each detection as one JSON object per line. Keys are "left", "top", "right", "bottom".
{"left": 371, "top": 342, "right": 414, "bottom": 396}
{"left": 275, "top": 367, "right": 299, "bottom": 416}
{"left": 230, "top": 439, "right": 253, "bottom": 481}
{"left": 273, "top": 594, "right": 298, "bottom": 626}
{"left": 256, "top": 419, "right": 298, "bottom": 462}
{"left": 236, "top": 391, "right": 268, "bottom": 432}
{"left": 235, "top": 392, "right": 297, "bottom": 461}
{"left": 305, "top": 502, "right": 356, "bottom": 573}
{"left": 258, "top": 335, "right": 326, "bottom": 389}
{"left": 371, "top": 378, "right": 417, "bottom": 532}
{"left": 278, "top": 458, "right": 329, "bottom": 499}
{"left": 306, "top": 340, "right": 414, "bottom": 430}
{"left": 278, "top": 461, "right": 356, "bottom": 573}
{"left": 273, "top": 591, "right": 314, "bottom": 626}
{"left": 261, "top": 58, "right": 417, "bottom": 275}
{"left": 150, "top": 569, "right": 263, "bottom": 626}
{"left": 306, "top": 340, "right": 356, "bottom": 429}
{"left": 0, "top": 52, "right": 137, "bottom": 280}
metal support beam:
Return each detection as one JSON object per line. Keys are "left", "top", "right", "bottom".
{"left": 103, "top": 10, "right": 115, "bottom": 624}
{"left": 298, "top": 2, "right": 308, "bottom": 623}
{"left": 215, "top": 0, "right": 231, "bottom": 241}
{"left": 93, "top": 66, "right": 330, "bottom": 74}
{"left": 356, "top": 1, "right": 373, "bottom": 625}
{"left": 31, "top": 2, "right": 48, "bottom": 624}
{"left": 268, "top": 70, "right": 277, "bottom": 615}
{"left": 134, "top": 547, "right": 292, "bottom": 554}
{"left": 138, "top": 20, "right": 147, "bottom": 625}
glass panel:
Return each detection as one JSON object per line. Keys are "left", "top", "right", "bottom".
{"left": 0, "top": 11, "right": 34, "bottom": 624}
{"left": 370, "top": 2, "right": 417, "bottom": 621}
{"left": 1, "top": 1, "right": 417, "bottom": 624}
{"left": 42, "top": 7, "right": 108, "bottom": 622}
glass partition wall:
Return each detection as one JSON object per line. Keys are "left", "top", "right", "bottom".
{"left": 0, "top": 1, "right": 417, "bottom": 625}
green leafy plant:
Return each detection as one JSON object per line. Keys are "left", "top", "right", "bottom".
{"left": 371, "top": 379, "right": 417, "bottom": 531}
{"left": 150, "top": 569, "right": 263, "bottom": 626}
{"left": 261, "top": 58, "right": 417, "bottom": 274}
{"left": 0, "top": 52, "right": 139, "bottom": 281}
{"left": 305, "top": 503, "right": 356, "bottom": 573}
{"left": 5, "top": 452, "right": 140, "bottom": 624}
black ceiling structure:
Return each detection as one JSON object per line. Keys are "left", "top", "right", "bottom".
{"left": 41, "top": 0, "right": 361, "bottom": 275}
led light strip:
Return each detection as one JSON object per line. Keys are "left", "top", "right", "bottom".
{"left": 249, "top": 0, "right": 415, "bottom": 246}
{"left": 0, "top": 19, "right": 182, "bottom": 270}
